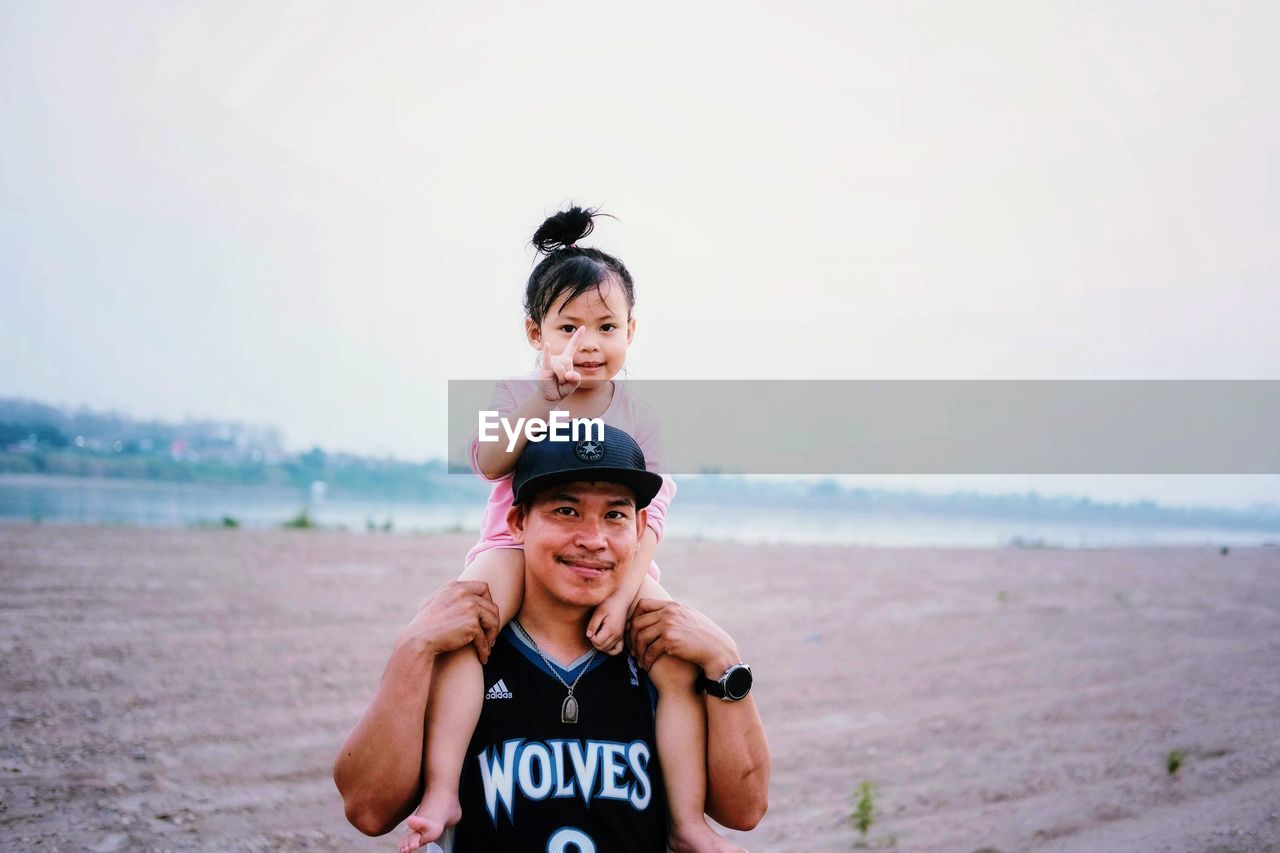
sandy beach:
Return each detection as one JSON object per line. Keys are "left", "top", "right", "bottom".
{"left": 1, "top": 524, "right": 1278, "bottom": 851}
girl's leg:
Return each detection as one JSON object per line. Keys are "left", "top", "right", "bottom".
{"left": 398, "top": 548, "right": 525, "bottom": 852}
{"left": 637, "top": 576, "right": 744, "bottom": 853}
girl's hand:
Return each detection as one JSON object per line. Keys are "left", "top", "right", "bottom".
{"left": 586, "top": 593, "right": 630, "bottom": 655}
{"left": 538, "top": 327, "right": 584, "bottom": 402}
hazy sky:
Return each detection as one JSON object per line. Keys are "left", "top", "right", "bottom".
{"left": 3, "top": 2, "right": 1278, "bottom": 507}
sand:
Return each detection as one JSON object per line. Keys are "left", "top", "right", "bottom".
{"left": 1, "top": 524, "right": 1278, "bottom": 851}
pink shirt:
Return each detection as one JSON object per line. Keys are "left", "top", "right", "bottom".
{"left": 464, "top": 376, "right": 676, "bottom": 575}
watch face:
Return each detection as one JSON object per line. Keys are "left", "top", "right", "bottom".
{"left": 725, "top": 666, "right": 752, "bottom": 699}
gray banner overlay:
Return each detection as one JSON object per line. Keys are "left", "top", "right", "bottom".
{"left": 448, "top": 380, "right": 1280, "bottom": 475}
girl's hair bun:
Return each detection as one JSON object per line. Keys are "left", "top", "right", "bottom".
{"left": 531, "top": 205, "right": 598, "bottom": 254}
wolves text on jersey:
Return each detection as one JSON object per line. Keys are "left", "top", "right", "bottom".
{"left": 477, "top": 738, "right": 654, "bottom": 825}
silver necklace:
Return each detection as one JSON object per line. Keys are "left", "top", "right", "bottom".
{"left": 511, "top": 618, "right": 597, "bottom": 724}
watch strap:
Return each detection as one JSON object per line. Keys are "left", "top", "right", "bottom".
{"left": 695, "top": 673, "right": 727, "bottom": 698}
{"left": 696, "top": 663, "right": 751, "bottom": 700}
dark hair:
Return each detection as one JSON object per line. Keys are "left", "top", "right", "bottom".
{"left": 525, "top": 205, "right": 635, "bottom": 325}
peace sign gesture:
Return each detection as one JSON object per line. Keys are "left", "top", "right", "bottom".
{"left": 538, "top": 326, "right": 584, "bottom": 402}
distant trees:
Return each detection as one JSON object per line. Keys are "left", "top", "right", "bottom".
{"left": 0, "top": 397, "right": 488, "bottom": 501}
{"left": 0, "top": 397, "right": 284, "bottom": 461}
{"left": 0, "top": 422, "right": 69, "bottom": 449}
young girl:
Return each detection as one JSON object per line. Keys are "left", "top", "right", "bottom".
{"left": 399, "top": 206, "right": 739, "bottom": 852}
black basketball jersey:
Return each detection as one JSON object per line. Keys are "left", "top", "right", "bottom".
{"left": 440, "top": 625, "right": 668, "bottom": 852}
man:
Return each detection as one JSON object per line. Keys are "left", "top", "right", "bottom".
{"left": 334, "top": 425, "right": 770, "bottom": 850}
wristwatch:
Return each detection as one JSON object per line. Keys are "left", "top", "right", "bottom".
{"left": 696, "top": 663, "right": 753, "bottom": 701}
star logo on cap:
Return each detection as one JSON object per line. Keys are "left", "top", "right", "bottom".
{"left": 575, "top": 439, "right": 605, "bottom": 462}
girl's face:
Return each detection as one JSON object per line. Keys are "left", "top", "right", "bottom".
{"left": 527, "top": 279, "right": 636, "bottom": 386}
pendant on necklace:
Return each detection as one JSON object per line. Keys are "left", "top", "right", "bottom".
{"left": 561, "top": 694, "right": 579, "bottom": 724}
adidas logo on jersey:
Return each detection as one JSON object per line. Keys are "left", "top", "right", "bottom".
{"left": 485, "top": 679, "right": 513, "bottom": 700}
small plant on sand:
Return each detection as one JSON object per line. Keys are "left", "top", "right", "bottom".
{"left": 220, "top": 515, "right": 239, "bottom": 528}
{"left": 282, "top": 509, "right": 315, "bottom": 529}
{"left": 851, "top": 780, "right": 877, "bottom": 838}
{"left": 997, "top": 590, "right": 1010, "bottom": 604}
{"left": 1166, "top": 749, "right": 1186, "bottom": 776}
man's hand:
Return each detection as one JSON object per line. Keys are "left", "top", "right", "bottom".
{"left": 538, "top": 326, "right": 584, "bottom": 402}
{"left": 400, "top": 580, "right": 501, "bottom": 664}
{"left": 586, "top": 593, "right": 630, "bottom": 656}
{"left": 628, "top": 598, "right": 741, "bottom": 678}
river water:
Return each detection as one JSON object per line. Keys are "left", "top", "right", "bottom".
{"left": 2, "top": 475, "right": 1277, "bottom": 548}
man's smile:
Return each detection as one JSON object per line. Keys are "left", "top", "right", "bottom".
{"left": 556, "top": 554, "right": 615, "bottom": 578}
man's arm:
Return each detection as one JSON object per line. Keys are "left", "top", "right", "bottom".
{"left": 333, "top": 581, "right": 499, "bottom": 836}
{"left": 702, "top": 671, "right": 770, "bottom": 829}
{"left": 629, "top": 599, "right": 771, "bottom": 831}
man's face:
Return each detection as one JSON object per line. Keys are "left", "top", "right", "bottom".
{"left": 509, "top": 480, "right": 646, "bottom": 609}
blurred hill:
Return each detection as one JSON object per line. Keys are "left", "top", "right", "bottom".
{"left": 0, "top": 398, "right": 482, "bottom": 502}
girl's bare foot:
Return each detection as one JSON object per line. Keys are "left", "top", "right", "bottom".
{"left": 667, "top": 816, "right": 747, "bottom": 853}
{"left": 397, "top": 792, "right": 462, "bottom": 853}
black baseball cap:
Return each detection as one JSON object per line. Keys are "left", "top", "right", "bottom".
{"left": 512, "top": 423, "right": 664, "bottom": 509}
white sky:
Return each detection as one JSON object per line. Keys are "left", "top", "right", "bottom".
{"left": 3, "top": 2, "right": 1279, "bottom": 508}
